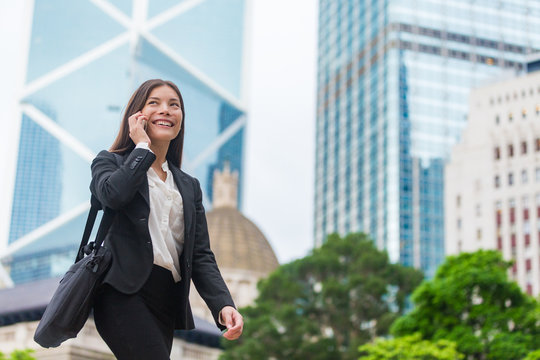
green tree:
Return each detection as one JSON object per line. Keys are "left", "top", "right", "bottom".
{"left": 358, "top": 333, "right": 464, "bottom": 360}
{"left": 524, "top": 349, "right": 540, "bottom": 360}
{"left": 0, "top": 349, "right": 36, "bottom": 360}
{"left": 391, "top": 250, "right": 540, "bottom": 360}
{"left": 220, "top": 233, "right": 423, "bottom": 360}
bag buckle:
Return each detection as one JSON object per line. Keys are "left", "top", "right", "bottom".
{"left": 83, "top": 242, "right": 95, "bottom": 255}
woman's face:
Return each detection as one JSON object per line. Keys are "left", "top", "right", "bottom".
{"left": 141, "top": 85, "right": 183, "bottom": 144}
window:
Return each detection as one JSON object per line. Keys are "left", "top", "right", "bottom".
{"left": 495, "top": 115, "right": 500, "bottom": 124}
{"left": 494, "top": 146, "right": 500, "bottom": 159}
{"left": 521, "top": 141, "right": 527, "bottom": 154}
{"left": 536, "top": 168, "right": 540, "bottom": 182}
{"left": 522, "top": 169, "right": 528, "bottom": 184}
{"left": 456, "top": 195, "right": 461, "bottom": 207}
{"left": 522, "top": 108, "right": 527, "bottom": 118}
{"left": 508, "top": 172, "right": 514, "bottom": 186}
{"left": 508, "top": 113, "right": 513, "bottom": 121}
{"left": 476, "top": 229, "right": 482, "bottom": 240}
{"left": 524, "top": 220, "right": 530, "bottom": 234}
{"left": 457, "top": 218, "right": 462, "bottom": 229}
{"left": 508, "top": 144, "right": 514, "bottom": 157}
{"left": 494, "top": 175, "right": 500, "bottom": 188}
{"left": 476, "top": 204, "right": 481, "bottom": 217}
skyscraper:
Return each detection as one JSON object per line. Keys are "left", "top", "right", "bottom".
{"left": 0, "top": 0, "right": 249, "bottom": 285}
{"left": 314, "top": 0, "right": 540, "bottom": 277}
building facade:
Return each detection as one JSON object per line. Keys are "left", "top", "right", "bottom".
{"left": 314, "top": 0, "right": 540, "bottom": 277}
{"left": 445, "top": 69, "right": 540, "bottom": 296}
{"left": 0, "top": 0, "right": 249, "bottom": 285}
{"left": 190, "top": 163, "right": 279, "bottom": 323}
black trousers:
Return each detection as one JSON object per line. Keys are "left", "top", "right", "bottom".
{"left": 93, "top": 265, "right": 178, "bottom": 360}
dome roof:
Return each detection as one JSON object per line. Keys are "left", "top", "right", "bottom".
{"left": 207, "top": 207, "right": 279, "bottom": 274}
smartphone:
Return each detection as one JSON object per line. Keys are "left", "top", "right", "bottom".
{"left": 142, "top": 120, "right": 147, "bottom": 131}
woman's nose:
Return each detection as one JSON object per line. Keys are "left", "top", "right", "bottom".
{"left": 159, "top": 104, "right": 170, "bottom": 114}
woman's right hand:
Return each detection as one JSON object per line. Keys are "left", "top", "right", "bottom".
{"left": 128, "top": 111, "right": 151, "bottom": 145}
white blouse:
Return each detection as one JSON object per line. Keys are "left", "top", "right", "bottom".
{"left": 147, "top": 160, "right": 185, "bottom": 282}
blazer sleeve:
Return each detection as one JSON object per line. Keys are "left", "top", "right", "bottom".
{"left": 90, "top": 148, "right": 156, "bottom": 210}
{"left": 190, "top": 177, "right": 236, "bottom": 329}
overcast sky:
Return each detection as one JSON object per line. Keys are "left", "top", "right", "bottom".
{"left": 244, "top": 1, "right": 318, "bottom": 264}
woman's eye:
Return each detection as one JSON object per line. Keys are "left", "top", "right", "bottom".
{"left": 148, "top": 101, "right": 157, "bottom": 105}
{"left": 171, "top": 103, "right": 179, "bottom": 107}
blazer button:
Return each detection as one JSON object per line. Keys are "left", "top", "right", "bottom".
{"left": 139, "top": 217, "right": 146, "bottom": 222}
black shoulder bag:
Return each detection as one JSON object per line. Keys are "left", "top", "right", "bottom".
{"left": 34, "top": 195, "right": 114, "bottom": 348}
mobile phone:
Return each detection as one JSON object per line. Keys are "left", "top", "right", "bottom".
{"left": 142, "top": 120, "right": 147, "bottom": 131}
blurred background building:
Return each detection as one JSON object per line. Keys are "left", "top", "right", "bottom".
{"left": 0, "top": 0, "right": 249, "bottom": 285}
{"left": 446, "top": 56, "right": 540, "bottom": 296}
{"left": 190, "top": 163, "right": 279, "bottom": 323}
{"left": 314, "top": 0, "right": 540, "bottom": 277}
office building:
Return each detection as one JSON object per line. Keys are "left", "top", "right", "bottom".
{"left": 0, "top": 0, "right": 249, "bottom": 285}
{"left": 314, "top": 0, "right": 540, "bottom": 277}
{"left": 446, "top": 68, "right": 540, "bottom": 296}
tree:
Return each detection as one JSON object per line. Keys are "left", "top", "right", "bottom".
{"left": 391, "top": 250, "right": 540, "bottom": 360}
{"left": 524, "top": 349, "right": 540, "bottom": 360}
{"left": 220, "top": 233, "right": 423, "bottom": 360}
{"left": 0, "top": 349, "right": 36, "bottom": 360}
{"left": 358, "top": 333, "right": 464, "bottom": 360}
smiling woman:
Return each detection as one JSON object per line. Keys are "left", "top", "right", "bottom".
{"left": 89, "top": 79, "right": 244, "bottom": 359}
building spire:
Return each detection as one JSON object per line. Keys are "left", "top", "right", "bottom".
{"left": 212, "top": 162, "right": 238, "bottom": 209}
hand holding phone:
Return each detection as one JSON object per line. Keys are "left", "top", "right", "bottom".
{"left": 128, "top": 111, "right": 151, "bottom": 145}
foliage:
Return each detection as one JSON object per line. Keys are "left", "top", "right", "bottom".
{"left": 524, "top": 349, "right": 540, "bottom": 360}
{"left": 220, "top": 233, "right": 423, "bottom": 360}
{"left": 358, "top": 333, "right": 464, "bottom": 360}
{"left": 391, "top": 250, "right": 540, "bottom": 360}
{"left": 0, "top": 349, "right": 36, "bottom": 360}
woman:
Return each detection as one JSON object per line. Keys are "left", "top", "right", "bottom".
{"left": 90, "top": 79, "right": 243, "bottom": 359}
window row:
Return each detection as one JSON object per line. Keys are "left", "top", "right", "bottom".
{"left": 494, "top": 168, "right": 540, "bottom": 187}
{"left": 490, "top": 87, "right": 540, "bottom": 105}
{"left": 494, "top": 105, "right": 540, "bottom": 125}
{"left": 494, "top": 138, "right": 540, "bottom": 159}
{"left": 397, "top": 22, "right": 527, "bottom": 54}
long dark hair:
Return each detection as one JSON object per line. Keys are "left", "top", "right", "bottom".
{"left": 110, "top": 79, "right": 185, "bottom": 168}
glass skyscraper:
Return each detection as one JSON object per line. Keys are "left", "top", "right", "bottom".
{"left": 1, "top": 0, "right": 248, "bottom": 284}
{"left": 315, "top": 0, "right": 540, "bottom": 277}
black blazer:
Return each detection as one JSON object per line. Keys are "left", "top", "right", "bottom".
{"left": 89, "top": 147, "right": 235, "bottom": 330}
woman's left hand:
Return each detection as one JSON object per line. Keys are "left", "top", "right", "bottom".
{"left": 219, "top": 306, "right": 243, "bottom": 340}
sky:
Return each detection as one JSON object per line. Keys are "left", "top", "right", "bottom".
{"left": 0, "top": 0, "right": 319, "bottom": 264}
{"left": 243, "top": 0, "right": 318, "bottom": 264}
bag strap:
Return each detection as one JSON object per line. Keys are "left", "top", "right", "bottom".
{"left": 76, "top": 153, "right": 124, "bottom": 262}
{"left": 75, "top": 196, "right": 115, "bottom": 262}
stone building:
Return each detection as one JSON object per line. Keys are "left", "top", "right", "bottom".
{"left": 445, "top": 67, "right": 540, "bottom": 296}
{"left": 190, "top": 163, "right": 280, "bottom": 322}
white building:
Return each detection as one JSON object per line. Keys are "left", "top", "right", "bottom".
{"left": 445, "top": 68, "right": 540, "bottom": 296}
